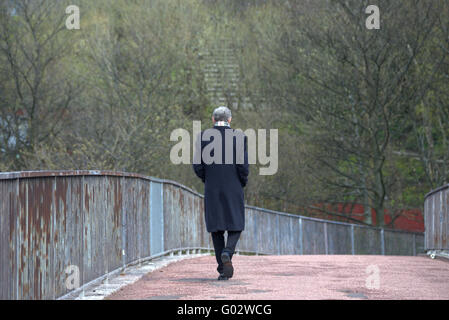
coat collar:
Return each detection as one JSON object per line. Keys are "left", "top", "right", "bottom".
{"left": 214, "top": 121, "right": 230, "bottom": 127}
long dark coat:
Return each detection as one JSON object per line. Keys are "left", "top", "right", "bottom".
{"left": 193, "top": 125, "right": 249, "bottom": 232}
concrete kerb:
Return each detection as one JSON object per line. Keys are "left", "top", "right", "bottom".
{"left": 60, "top": 251, "right": 209, "bottom": 300}
{"left": 58, "top": 248, "right": 212, "bottom": 300}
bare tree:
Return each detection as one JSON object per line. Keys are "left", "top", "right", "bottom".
{"left": 244, "top": 0, "right": 444, "bottom": 226}
{"left": 0, "top": 0, "right": 81, "bottom": 169}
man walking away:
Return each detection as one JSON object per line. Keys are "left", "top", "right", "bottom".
{"left": 193, "top": 106, "right": 249, "bottom": 280}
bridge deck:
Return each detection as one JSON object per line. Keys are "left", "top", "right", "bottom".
{"left": 106, "top": 255, "right": 449, "bottom": 300}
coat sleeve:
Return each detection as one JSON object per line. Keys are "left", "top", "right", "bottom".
{"left": 192, "top": 132, "right": 205, "bottom": 183}
{"left": 236, "top": 135, "right": 249, "bottom": 187}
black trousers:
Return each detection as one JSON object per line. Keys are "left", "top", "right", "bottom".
{"left": 211, "top": 231, "right": 241, "bottom": 274}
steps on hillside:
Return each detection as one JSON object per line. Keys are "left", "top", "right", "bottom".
{"left": 200, "top": 39, "right": 253, "bottom": 110}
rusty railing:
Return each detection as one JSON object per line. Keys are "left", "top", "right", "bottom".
{"left": 424, "top": 184, "right": 449, "bottom": 256}
{"left": 0, "top": 171, "right": 424, "bottom": 299}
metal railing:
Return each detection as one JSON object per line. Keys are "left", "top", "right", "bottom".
{"left": 0, "top": 170, "right": 424, "bottom": 299}
{"left": 424, "top": 184, "right": 449, "bottom": 253}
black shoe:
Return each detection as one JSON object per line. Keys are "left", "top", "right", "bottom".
{"left": 218, "top": 273, "right": 229, "bottom": 280}
{"left": 221, "top": 252, "right": 234, "bottom": 278}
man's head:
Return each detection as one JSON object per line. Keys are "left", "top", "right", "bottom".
{"left": 212, "top": 106, "right": 232, "bottom": 124}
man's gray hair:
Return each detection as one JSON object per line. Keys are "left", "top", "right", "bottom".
{"left": 212, "top": 106, "right": 232, "bottom": 122}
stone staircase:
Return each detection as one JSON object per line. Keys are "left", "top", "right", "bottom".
{"left": 199, "top": 38, "right": 253, "bottom": 110}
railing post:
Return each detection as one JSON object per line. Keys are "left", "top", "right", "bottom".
{"left": 440, "top": 190, "right": 443, "bottom": 250}
{"left": 161, "top": 182, "right": 164, "bottom": 253}
{"left": 254, "top": 210, "right": 258, "bottom": 255}
{"left": 149, "top": 181, "right": 153, "bottom": 256}
{"left": 121, "top": 176, "right": 126, "bottom": 268}
{"left": 299, "top": 218, "right": 303, "bottom": 255}
{"left": 413, "top": 233, "right": 416, "bottom": 256}
{"left": 380, "top": 228, "right": 385, "bottom": 255}
{"left": 150, "top": 181, "right": 164, "bottom": 256}
{"left": 424, "top": 199, "right": 427, "bottom": 251}
{"left": 276, "top": 214, "right": 281, "bottom": 255}
{"left": 52, "top": 177, "right": 56, "bottom": 299}
{"left": 15, "top": 178, "right": 20, "bottom": 299}
{"left": 324, "top": 222, "right": 328, "bottom": 255}
{"left": 351, "top": 225, "right": 355, "bottom": 255}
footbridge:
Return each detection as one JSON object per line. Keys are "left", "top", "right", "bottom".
{"left": 0, "top": 171, "right": 430, "bottom": 299}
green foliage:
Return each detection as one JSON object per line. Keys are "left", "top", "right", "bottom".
{"left": 0, "top": 0, "right": 448, "bottom": 228}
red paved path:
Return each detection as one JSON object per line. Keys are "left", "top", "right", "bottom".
{"left": 107, "top": 255, "right": 449, "bottom": 300}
